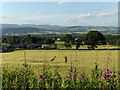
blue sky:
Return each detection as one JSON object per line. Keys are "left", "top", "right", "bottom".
{"left": 2, "top": 2, "right": 118, "bottom": 26}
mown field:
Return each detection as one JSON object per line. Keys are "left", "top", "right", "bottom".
{"left": 2, "top": 49, "right": 119, "bottom": 75}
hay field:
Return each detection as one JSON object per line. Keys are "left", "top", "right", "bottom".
{"left": 2, "top": 50, "right": 118, "bottom": 74}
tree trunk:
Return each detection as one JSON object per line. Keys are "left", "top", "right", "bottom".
{"left": 76, "top": 45, "right": 78, "bottom": 50}
{"left": 92, "top": 46, "right": 94, "bottom": 50}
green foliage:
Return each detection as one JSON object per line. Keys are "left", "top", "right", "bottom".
{"left": 84, "top": 31, "right": 106, "bottom": 49}
{"left": 64, "top": 42, "right": 72, "bottom": 49}
{"left": 2, "top": 63, "right": 119, "bottom": 89}
{"left": 61, "top": 34, "right": 73, "bottom": 43}
{"left": 75, "top": 38, "right": 83, "bottom": 50}
{"left": 45, "top": 38, "right": 55, "bottom": 45}
{"left": 90, "top": 63, "right": 102, "bottom": 88}
{"left": 61, "top": 34, "right": 73, "bottom": 49}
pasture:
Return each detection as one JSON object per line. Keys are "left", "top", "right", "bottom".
{"left": 2, "top": 49, "right": 119, "bottom": 75}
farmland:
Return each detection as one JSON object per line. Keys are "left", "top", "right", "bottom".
{"left": 2, "top": 49, "right": 119, "bottom": 74}
{"left": 2, "top": 49, "right": 119, "bottom": 89}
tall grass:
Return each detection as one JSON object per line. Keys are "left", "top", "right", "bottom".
{"left": 2, "top": 62, "right": 119, "bottom": 89}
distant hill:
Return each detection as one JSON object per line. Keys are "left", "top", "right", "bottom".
{"left": 1, "top": 24, "right": 118, "bottom": 35}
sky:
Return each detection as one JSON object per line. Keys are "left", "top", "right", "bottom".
{"left": 1, "top": 2, "right": 118, "bottom": 26}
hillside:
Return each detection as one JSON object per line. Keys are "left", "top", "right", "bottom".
{"left": 2, "top": 24, "right": 118, "bottom": 35}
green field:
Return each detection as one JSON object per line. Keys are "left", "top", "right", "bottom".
{"left": 56, "top": 43, "right": 118, "bottom": 49}
{"left": 2, "top": 49, "right": 119, "bottom": 75}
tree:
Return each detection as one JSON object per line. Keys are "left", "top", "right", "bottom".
{"left": 24, "top": 34, "right": 32, "bottom": 44}
{"left": 45, "top": 38, "right": 55, "bottom": 45}
{"left": 13, "top": 35, "right": 20, "bottom": 44}
{"left": 75, "top": 38, "right": 83, "bottom": 50}
{"left": 61, "top": 34, "right": 73, "bottom": 49}
{"left": 84, "top": 31, "right": 106, "bottom": 50}
{"left": 116, "top": 39, "right": 120, "bottom": 46}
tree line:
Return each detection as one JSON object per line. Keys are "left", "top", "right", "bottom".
{"left": 2, "top": 31, "right": 120, "bottom": 50}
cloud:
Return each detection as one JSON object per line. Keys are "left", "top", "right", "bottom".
{"left": 2, "top": 14, "right": 70, "bottom": 25}
{"left": 58, "top": 0, "right": 68, "bottom": 5}
{"left": 77, "top": 13, "right": 92, "bottom": 19}
{"left": 96, "top": 11, "right": 117, "bottom": 17}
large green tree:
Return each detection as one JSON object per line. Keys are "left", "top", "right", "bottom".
{"left": 45, "top": 38, "right": 55, "bottom": 45}
{"left": 75, "top": 38, "right": 83, "bottom": 50}
{"left": 61, "top": 34, "right": 73, "bottom": 49}
{"left": 84, "top": 31, "right": 106, "bottom": 50}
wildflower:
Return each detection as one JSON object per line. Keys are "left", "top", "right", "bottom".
{"left": 106, "top": 73, "right": 109, "bottom": 75}
{"left": 102, "top": 78, "right": 104, "bottom": 81}
{"left": 74, "top": 77, "right": 76, "bottom": 79}
{"left": 104, "top": 72, "right": 107, "bottom": 74}
{"left": 109, "top": 71, "right": 112, "bottom": 73}
{"left": 106, "top": 69, "right": 109, "bottom": 71}
{"left": 71, "top": 72, "right": 75, "bottom": 75}
{"left": 111, "top": 78, "right": 113, "bottom": 80}
{"left": 103, "top": 75, "right": 106, "bottom": 78}
{"left": 42, "top": 79, "right": 44, "bottom": 81}
{"left": 111, "top": 74, "right": 113, "bottom": 76}
{"left": 40, "top": 78, "right": 42, "bottom": 81}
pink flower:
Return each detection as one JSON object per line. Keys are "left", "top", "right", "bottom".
{"left": 111, "top": 74, "right": 113, "bottom": 76}
{"left": 111, "top": 78, "right": 113, "bottom": 80}
{"left": 40, "top": 78, "right": 42, "bottom": 81}
{"left": 71, "top": 72, "right": 75, "bottom": 75}
{"left": 74, "top": 77, "right": 76, "bottom": 79}
{"left": 104, "top": 72, "right": 107, "bottom": 74}
{"left": 102, "top": 78, "right": 104, "bottom": 81}
{"left": 106, "top": 73, "right": 109, "bottom": 75}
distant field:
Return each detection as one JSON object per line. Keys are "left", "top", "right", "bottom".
{"left": 56, "top": 43, "right": 118, "bottom": 50}
{"left": 2, "top": 49, "right": 119, "bottom": 75}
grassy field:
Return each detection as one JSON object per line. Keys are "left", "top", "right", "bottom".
{"left": 56, "top": 43, "right": 118, "bottom": 49}
{"left": 2, "top": 49, "right": 119, "bottom": 75}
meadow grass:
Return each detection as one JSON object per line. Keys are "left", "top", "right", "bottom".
{"left": 1, "top": 45, "right": 119, "bottom": 89}
{"left": 2, "top": 49, "right": 118, "bottom": 75}
{"left": 56, "top": 43, "right": 118, "bottom": 49}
